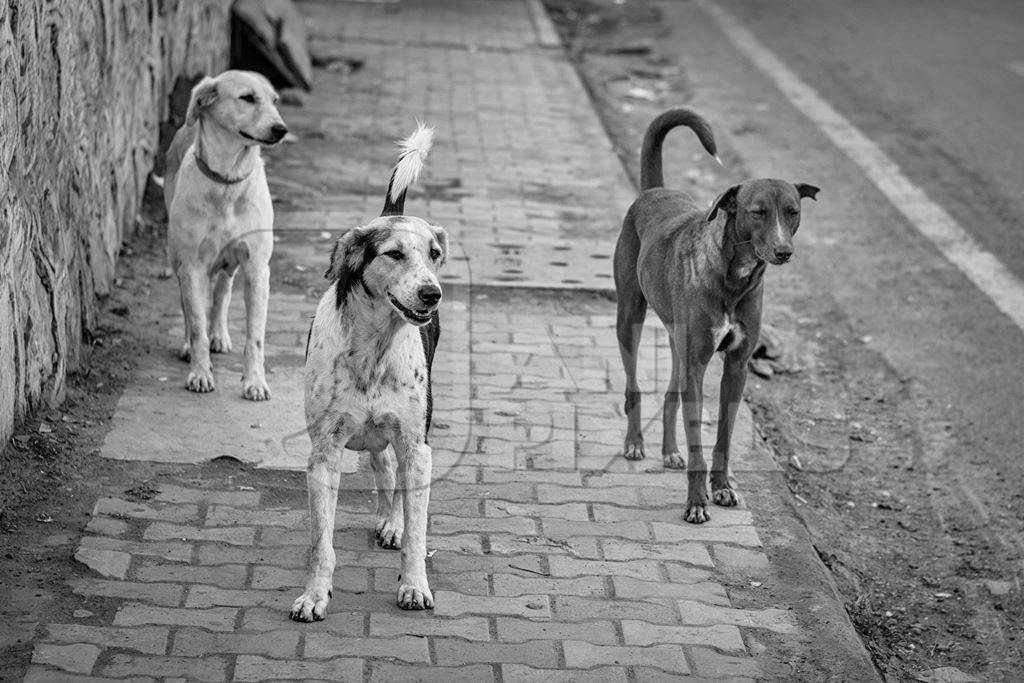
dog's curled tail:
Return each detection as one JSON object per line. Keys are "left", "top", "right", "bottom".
{"left": 381, "top": 122, "right": 435, "bottom": 216}
{"left": 640, "top": 108, "right": 718, "bottom": 191}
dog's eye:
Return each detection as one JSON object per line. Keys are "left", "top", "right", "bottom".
{"left": 240, "top": 93, "right": 257, "bottom": 104}
{"left": 786, "top": 207, "right": 800, "bottom": 216}
{"left": 750, "top": 208, "right": 766, "bottom": 217}
{"left": 384, "top": 250, "right": 405, "bottom": 260}
{"left": 430, "top": 248, "right": 441, "bottom": 260}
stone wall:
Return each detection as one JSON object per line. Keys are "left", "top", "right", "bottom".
{"left": 0, "top": 0, "right": 231, "bottom": 444}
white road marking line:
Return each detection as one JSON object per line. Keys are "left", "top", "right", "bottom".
{"left": 696, "top": 0, "right": 1024, "bottom": 332}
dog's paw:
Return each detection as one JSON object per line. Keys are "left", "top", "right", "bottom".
{"left": 242, "top": 377, "right": 271, "bottom": 401}
{"left": 712, "top": 487, "right": 739, "bottom": 507}
{"left": 186, "top": 368, "right": 215, "bottom": 393}
{"left": 623, "top": 441, "right": 646, "bottom": 460}
{"left": 209, "top": 333, "right": 232, "bottom": 354}
{"left": 662, "top": 452, "right": 686, "bottom": 469}
{"left": 397, "top": 578, "right": 434, "bottom": 610}
{"left": 289, "top": 580, "right": 332, "bottom": 622}
{"left": 375, "top": 518, "right": 403, "bottom": 550}
{"left": 684, "top": 502, "right": 710, "bottom": 524}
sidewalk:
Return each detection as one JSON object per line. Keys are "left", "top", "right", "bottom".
{"left": 23, "top": 0, "right": 876, "bottom": 680}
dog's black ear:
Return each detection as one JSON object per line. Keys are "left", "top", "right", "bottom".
{"left": 185, "top": 76, "right": 219, "bottom": 126}
{"left": 706, "top": 184, "right": 741, "bottom": 222}
{"left": 326, "top": 226, "right": 378, "bottom": 301}
{"left": 795, "top": 183, "right": 820, "bottom": 200}
{"left": 430, "top": 225, "right": 450, "bottom": 267}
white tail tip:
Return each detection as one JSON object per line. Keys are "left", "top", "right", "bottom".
{"left": 388, "top": 122, "right": 434, "bottom": 205}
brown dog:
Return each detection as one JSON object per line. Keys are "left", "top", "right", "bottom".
{"left": 614, "top": 108, "right": 819, "bottom": 523}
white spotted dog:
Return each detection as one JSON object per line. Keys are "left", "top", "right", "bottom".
{"left": 290, "top": 124, "right": 448, "bottom": 620}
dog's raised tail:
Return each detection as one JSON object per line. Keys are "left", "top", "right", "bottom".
{"left": 381, "top": 122, "right": 435, "bottom": 216}
{"left": 640, "top": 108, "right": 717, "bottom": 191}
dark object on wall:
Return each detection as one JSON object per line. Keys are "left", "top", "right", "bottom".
{"left": 231, "top": 0, "right": 313, "bottom": 91}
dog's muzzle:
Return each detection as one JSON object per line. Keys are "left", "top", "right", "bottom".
{"left": 388, "top": 293, "right": 438, "bottom": 326}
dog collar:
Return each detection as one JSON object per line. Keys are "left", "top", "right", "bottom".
{"left": 194, "top": 151, "right": 250, "bottom": 185}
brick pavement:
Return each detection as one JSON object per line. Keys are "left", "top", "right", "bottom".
{"left": 23, "top": 0, "right": 874, "bottom": 680}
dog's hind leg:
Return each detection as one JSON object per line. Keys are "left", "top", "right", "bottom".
{"left": 614, "top": 218, "right": 648, "bottom": 461}
{"left": 371, "top": 446, "right": 404, "bottom": 549}
{"left": 290, "top": 436, "right": 348, "bottom": 622}
{"left": 241, "top": 259, "right": 271, "bottom": 401}
{"left": 179, "top": 267, "right": 215, "bottom": 392}
{"left": 209, "top": 267, "right": 237, "bottom": 354}
{"left": 661, "top": 336, "right": 685, "bottom": 469}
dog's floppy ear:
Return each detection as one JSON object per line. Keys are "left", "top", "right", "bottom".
{"left": 795, "top": 183, "right": 820, "bottom": 201}
{"left": 326, "top": 226, "right": 379, "bottom": 301}
{"left": 185, "top": 76, "right": 219, "bottom": 126}
{"left": 706, "top": 184, "right": 741, "bottom": 222}
{"left": 430, "top": 225, "right": 450, "bottom": 267}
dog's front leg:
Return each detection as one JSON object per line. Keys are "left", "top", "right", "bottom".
{"left": 393, "top": 436, "right": 433, "bottom": 610}
{"left": 241, "top": 260, "right": 271, "bottom": 400}
{"left": 179, "top": 267, "right": 215, "bottom": 392}
{"left": 711, "top": 349, "right": 747, "bottom": 507}
{"left": 370, "top": 446, "right": 404, "bottom": 549}
{"left": 290, "top": 437, "right": 347, "bottom": 622}
{"left": 661, "top": 337, "right": 685, "bottom": 469}
{"left": 681, "top": 359, "right": 711, "bottom": 523}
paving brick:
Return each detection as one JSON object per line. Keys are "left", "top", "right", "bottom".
{"left": 612, "top": 577, "right": 729, "bottom": 606}
{"left": 304, "top": 633, "right": 430, "bottom": 663}
{"left": 502, "top": 664, "right": 628, "bottom": 682}
{"left": 370, "top": 662, "right": 496, "bottom": 682}
{"left": 98, "top": 654, "right": 227, "bottom": 682}
{"left": 536, "top": 484, "right": 639, "bottom": 505}
{"left": 483, "top": 470, "right": 582, "bottom": 486}
{"left": 551, "top": 596, "right": 677, "bottom": 624}
{"left": 431, "top": 514, "right": 538, "bottom": 535}
{"left": 429, "top": 551, "right": 544, "bottom": 575}
{"left": 155, "top": 484, "right": 260, "bottom": 507}
{"left": 22, "top": 667, "right": 155, "bottom": 683}
{"left": 583, "top": 473, "right": 687, "bottom": 489}
{"left": 429, "top": 497, "right": 484, "bottom": 517}
{"left": 492, "top": 574, "right": 607, "bottom": 598}
{"left": 433, "top": 638, "right": 559, "bottom": 667}
{"left": 434, "top": 591, "right": 551, "bottom": 619}
{"left": 651, "top": 522, "right": 762, "bottom": 547}
{"left": 184, "top": 585, "right": 293, "bottom": 610}
{"left": 238, "top": 606, "right": 364, "bottom": 635}
{"left": 484, "top": 500, "right": 589, "bottom": 521}
{"left": 171, "top": 627, "right": 299, "bottom": 657}
{"left": 593, "top": 504, "right": 754, "bottom": 526}
{"left": 689, "top": 646, "right": 762, "bottom": 678}
{"left": 113, "top": 604, "right": 237, "bottom": 632}
{"left": 676, "top": 599, "right": 797, "bottom": 634}
{"left": 69, "top": 578, "right": 183, "bottom": 607}
{"left": 251, "top": 565, "right": 369, "bottom": 593}
{"left": 562, "top": 641, "right": 690, "bottom": 673}
{"left": 547, "top": 556, "right": 662, "bottom": 581}
{"left": 602, "top": 539, "right": 714, "bottom": 567}
{"left": 428, "top": 570, "right": 490, "bottom": 596}
{"left": 205, "top": 505, "right": 306, "bottom": 528}
{"left": 234, "top": 655, "right": 363, "bottom": 681}
{"left": 430, "top": 482, "right": 536, "bottom": 502}
{"left": 540, "top": 518, "right": 652, "bottom": 541}
{"left": 496, "top": 617, "right": 617, "bottom": 644}
{"left": 79, "top": 535, "right": 192, "bottom": 562}
{"left": 621, "top": 620, "right": 745, "bottom": 652}
{"left": 487, "top": 534, "right": 601, "bottom": 559}
{"left": 85, "top": 516, "right": 129, "bottom": 537}
{"left": 94, "top": 497, "right": 199, "bottom": 523}
{"left": 74, "top": 546, "right": 130, "bottom": 579}
{"left": 712, "top": 545, "right": 771, "bottom": 573}
{"left": 43, "top": 624, "right": 169, "bottom": 655}
{"left": 134, "top": 560, "right": 247, "bottom": 587}
{"left": 143, "top": 522, "right": 255, "bottom": 545}
{"left": 30, "top": 643, "right": 100, "bottom": 674}
{"left": 371, "top": 613, "right": 491, "bottom": 641}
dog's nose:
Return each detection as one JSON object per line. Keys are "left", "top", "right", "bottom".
{"left": 774, "top": 246, "right": 793, "bottom": 263}
{"left": 270, "top": 124, "right": 288, "bottom": 141}
{"left": 417, "top": 285, "right": 442, "bottom": 307}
